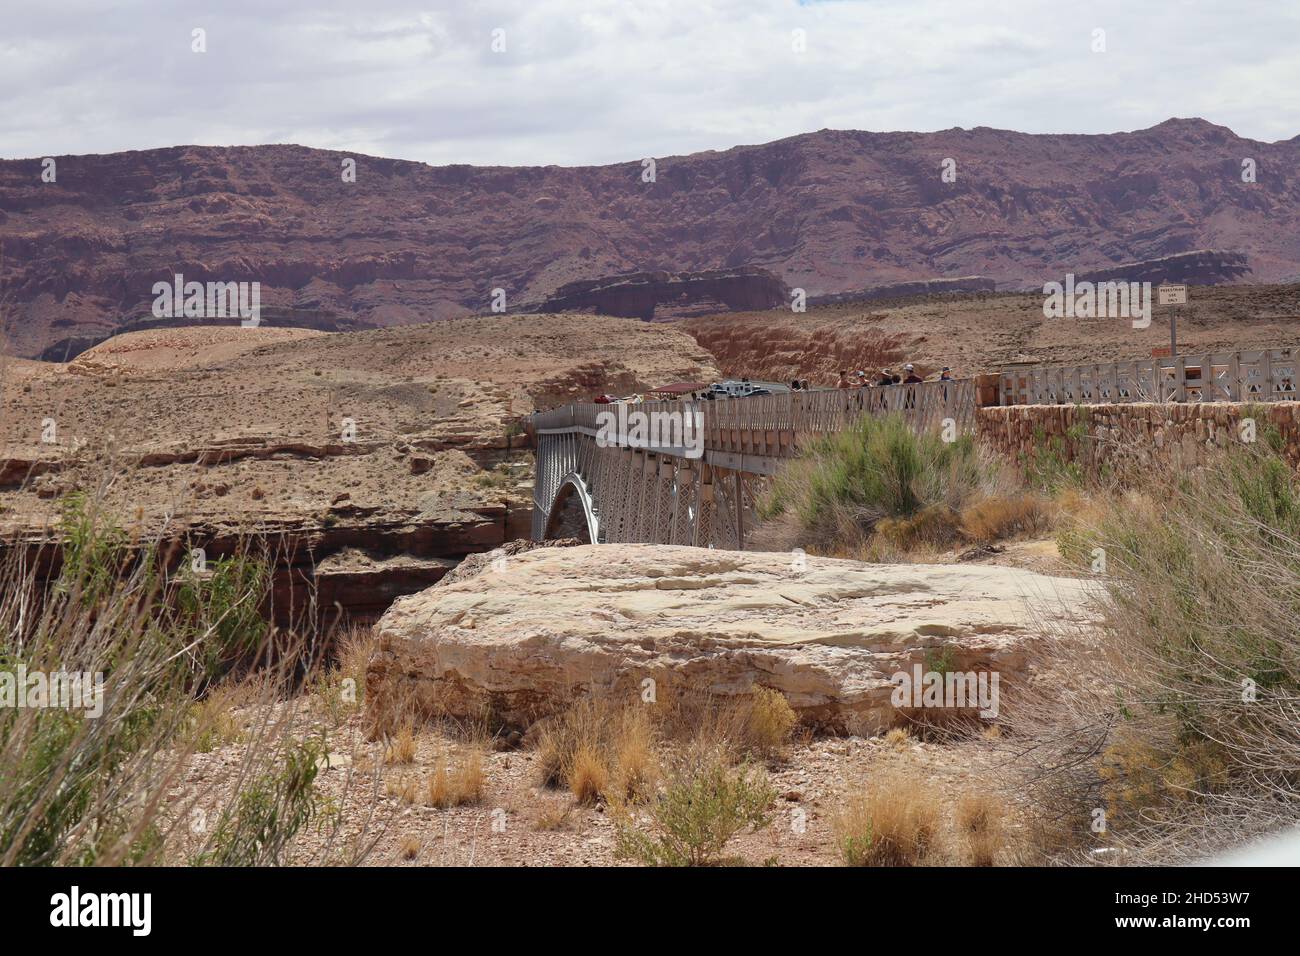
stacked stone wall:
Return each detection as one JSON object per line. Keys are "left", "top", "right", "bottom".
{"left": 976, "top": 402, "right": 1300, "bottom": 476}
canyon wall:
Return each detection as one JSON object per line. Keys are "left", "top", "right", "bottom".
{"left": 523, "top": 267, "right": 788, "bottom": 320}
{"left": 4, "top": 118, "right": 1299, "bottom": 357}
{"left": 1071, "top": 250, "right": 1252, "bottom": 286}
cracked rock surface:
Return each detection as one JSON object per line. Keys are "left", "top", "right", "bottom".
{"left": 369, "top": 543, "right": 1102, "bottom": 735}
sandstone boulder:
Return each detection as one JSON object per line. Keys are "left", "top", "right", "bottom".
{"left": 367, "top": 544, "right": 1101, "bottom": 736}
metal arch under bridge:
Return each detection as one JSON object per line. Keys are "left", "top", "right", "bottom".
{"left": 529, "top": 380, "right": 975, "bottom": 550}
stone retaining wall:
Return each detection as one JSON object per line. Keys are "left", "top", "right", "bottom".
{"left": 976, "top": 402, "right": 1300, "bottom": 476}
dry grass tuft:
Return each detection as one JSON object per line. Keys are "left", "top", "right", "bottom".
{"left": 385, "top": 723, "right": 418, "bottom": 765}
{"left": 399, "top": 836, "right": 421, "bottom": 860}
{"left": 335, "top": 626, "right": 377, "bottom": 699}
{"left": 386, "top": 774, "right": 420, "bottom": 805}
{"left": 427, "top": 746, "right": 486, "bottom": 808}
{"left": 955, "top": 792, "right": 1007, "bottom": 866}
{"left": 834, "top": 770, "right": 942, "bottom": 866}
{"left": 568, "top": 744, "right": 609, "bottom": 805}
{"left": 185, "top": 684, "right": 246, "bottom": 753}
{"left": 959, "top": 493, "right": 1055, "bottom": 543}
{"left": 535, "top": 697, "right": 610, "bottom": 790}
{"left": 608, "top": 706, "right": 660, "bottom": 802}
{"left": 659, "top": 688, "right": 799, "bottom": 766}
{"left": 535, "top": 697, "right": 662, "bottom": 804}
{"left": 883, "top": 726, "right": 912, "bottom": 749}
{"left": 533, "top": 798, "right": 576, "bottom": 832}
{"left": 741, "top": 687, "right": 798, "bottom": 760}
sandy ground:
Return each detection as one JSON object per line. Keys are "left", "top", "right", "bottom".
{"left": 166, "top": 529, "right": 1078, "bottom": 869}
{"left": 173, "top": 703, "right": 1017, "bottom": 868}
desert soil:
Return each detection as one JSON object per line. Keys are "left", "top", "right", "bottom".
{"left": 683, "top": 284, "right": 1300, "bottom": 385}
{"left": 174, "top": 705, "right": 1015, "bottom": 868}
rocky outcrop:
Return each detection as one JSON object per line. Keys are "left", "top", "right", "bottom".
{"left": 524, "top": 268, "right": 789, "bottom": 320}
{"left": 808, "top": 276, "right": 998, "bottom": 306}
{"left": 433, "top": 536, "right": 583, "bottom": 589}
{"left": 0, "top": 456, "right": 58, "bottom": 489}
{"left": 1, "top": 503, "right": 516, "bottom": 626}
{"left": 367, "top": 544, "right": 1101, "bottom": 735}
{"left": 5, "top": 119, "right": 1297, "bottom": 357}
{"left": 38, "top": 306, "right": 371, "bottom": 363}
{"left": 2, "top": 314, "right": 720, "bottom": 624}
{"left": 1071, "top": 250, "right": 1251, "bottom": 287}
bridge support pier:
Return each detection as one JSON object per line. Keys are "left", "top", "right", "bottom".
{"left": 733, "top": 470, "right": 745, "bottom": 550}
{"left": 670, "top": 462, "right": 694, "bottom": 545}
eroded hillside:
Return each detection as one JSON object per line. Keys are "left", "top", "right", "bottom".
{"left": 682, "top": 283, "right": 1300, "bottom": 384}
{"left": 0, "top": 313, "right": 718, "bottom": 619}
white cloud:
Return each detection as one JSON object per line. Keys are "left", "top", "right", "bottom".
{"left": 1, "top": 0, "right": 1297, "bottom": 165}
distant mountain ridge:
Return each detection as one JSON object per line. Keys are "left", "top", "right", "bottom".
{"left": 2, "top": 118, "right": 1298, "bottom": 358}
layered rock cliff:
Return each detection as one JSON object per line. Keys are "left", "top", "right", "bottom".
{"left": 522, "top": 267, "right": 788, "bottom": 320}
{"left": 3, "top": 118, "right": 1297, "bottom": 358}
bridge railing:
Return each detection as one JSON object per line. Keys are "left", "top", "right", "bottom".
{"left": 999, "top": 348, "right": 1300, "bottom": 405}
{"left": 531, "top": 380, "right": 976, "bottom": 455}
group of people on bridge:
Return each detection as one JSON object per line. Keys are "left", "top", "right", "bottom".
{"left": 837, "top": 364, "right": 953, "bottom": 389}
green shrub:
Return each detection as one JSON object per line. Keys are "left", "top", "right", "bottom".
{"left": 741, "top": 687, "right": 797, "bottom": 761}
{"left": 193, "top": 737, "right": 330, "bottom": 867}
{"left": 175, "top": 555, "right": 270, "bottom": 682}
{"left": 1030, "top": 439, "right": 1300, "bottom": 850}
{"left": 472, "top": 463, "right": 516, "bottom": 491}
{"left": 55, "top": 492, "right": 131, "bottom": 606}
{"left": 1, "top": 498, "right": 172, "bottom": 865}
{"left": 760, "top": 414, "right": 986, "bottom": 551}
{"left": 0, "top": 493, "right": 287, "bottom": 866}
{"left": 614, "top": 749, "right": 774, "bottom": 866}
{"left": 1022, "top": 423, "right": 1086, "bottom": 493}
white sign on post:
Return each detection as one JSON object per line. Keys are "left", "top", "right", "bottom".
{"left": 1157, "top": 284, "right": 1188, "bottom": 306}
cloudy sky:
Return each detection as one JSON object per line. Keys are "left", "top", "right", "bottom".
{"left": 3, "top": 0, "right": 1297, "bottom": 167}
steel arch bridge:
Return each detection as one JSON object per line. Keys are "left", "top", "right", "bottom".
{"left": 529, "top": 380, "right": 975, "bottom": 550}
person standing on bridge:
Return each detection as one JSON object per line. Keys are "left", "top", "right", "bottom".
{"left": 902, "top": 364, "right": 923, "bottom": 409}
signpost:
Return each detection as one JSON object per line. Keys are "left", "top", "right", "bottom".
{"left": 1157, "top": 284, "right": 1188, "bottom": 358}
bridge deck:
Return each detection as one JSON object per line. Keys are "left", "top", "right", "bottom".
{"left": 530, "top": 346, "right": 1300, "bottom": 550}
{"left": 529, "top": 380, "right": 975, "bottom": 547}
